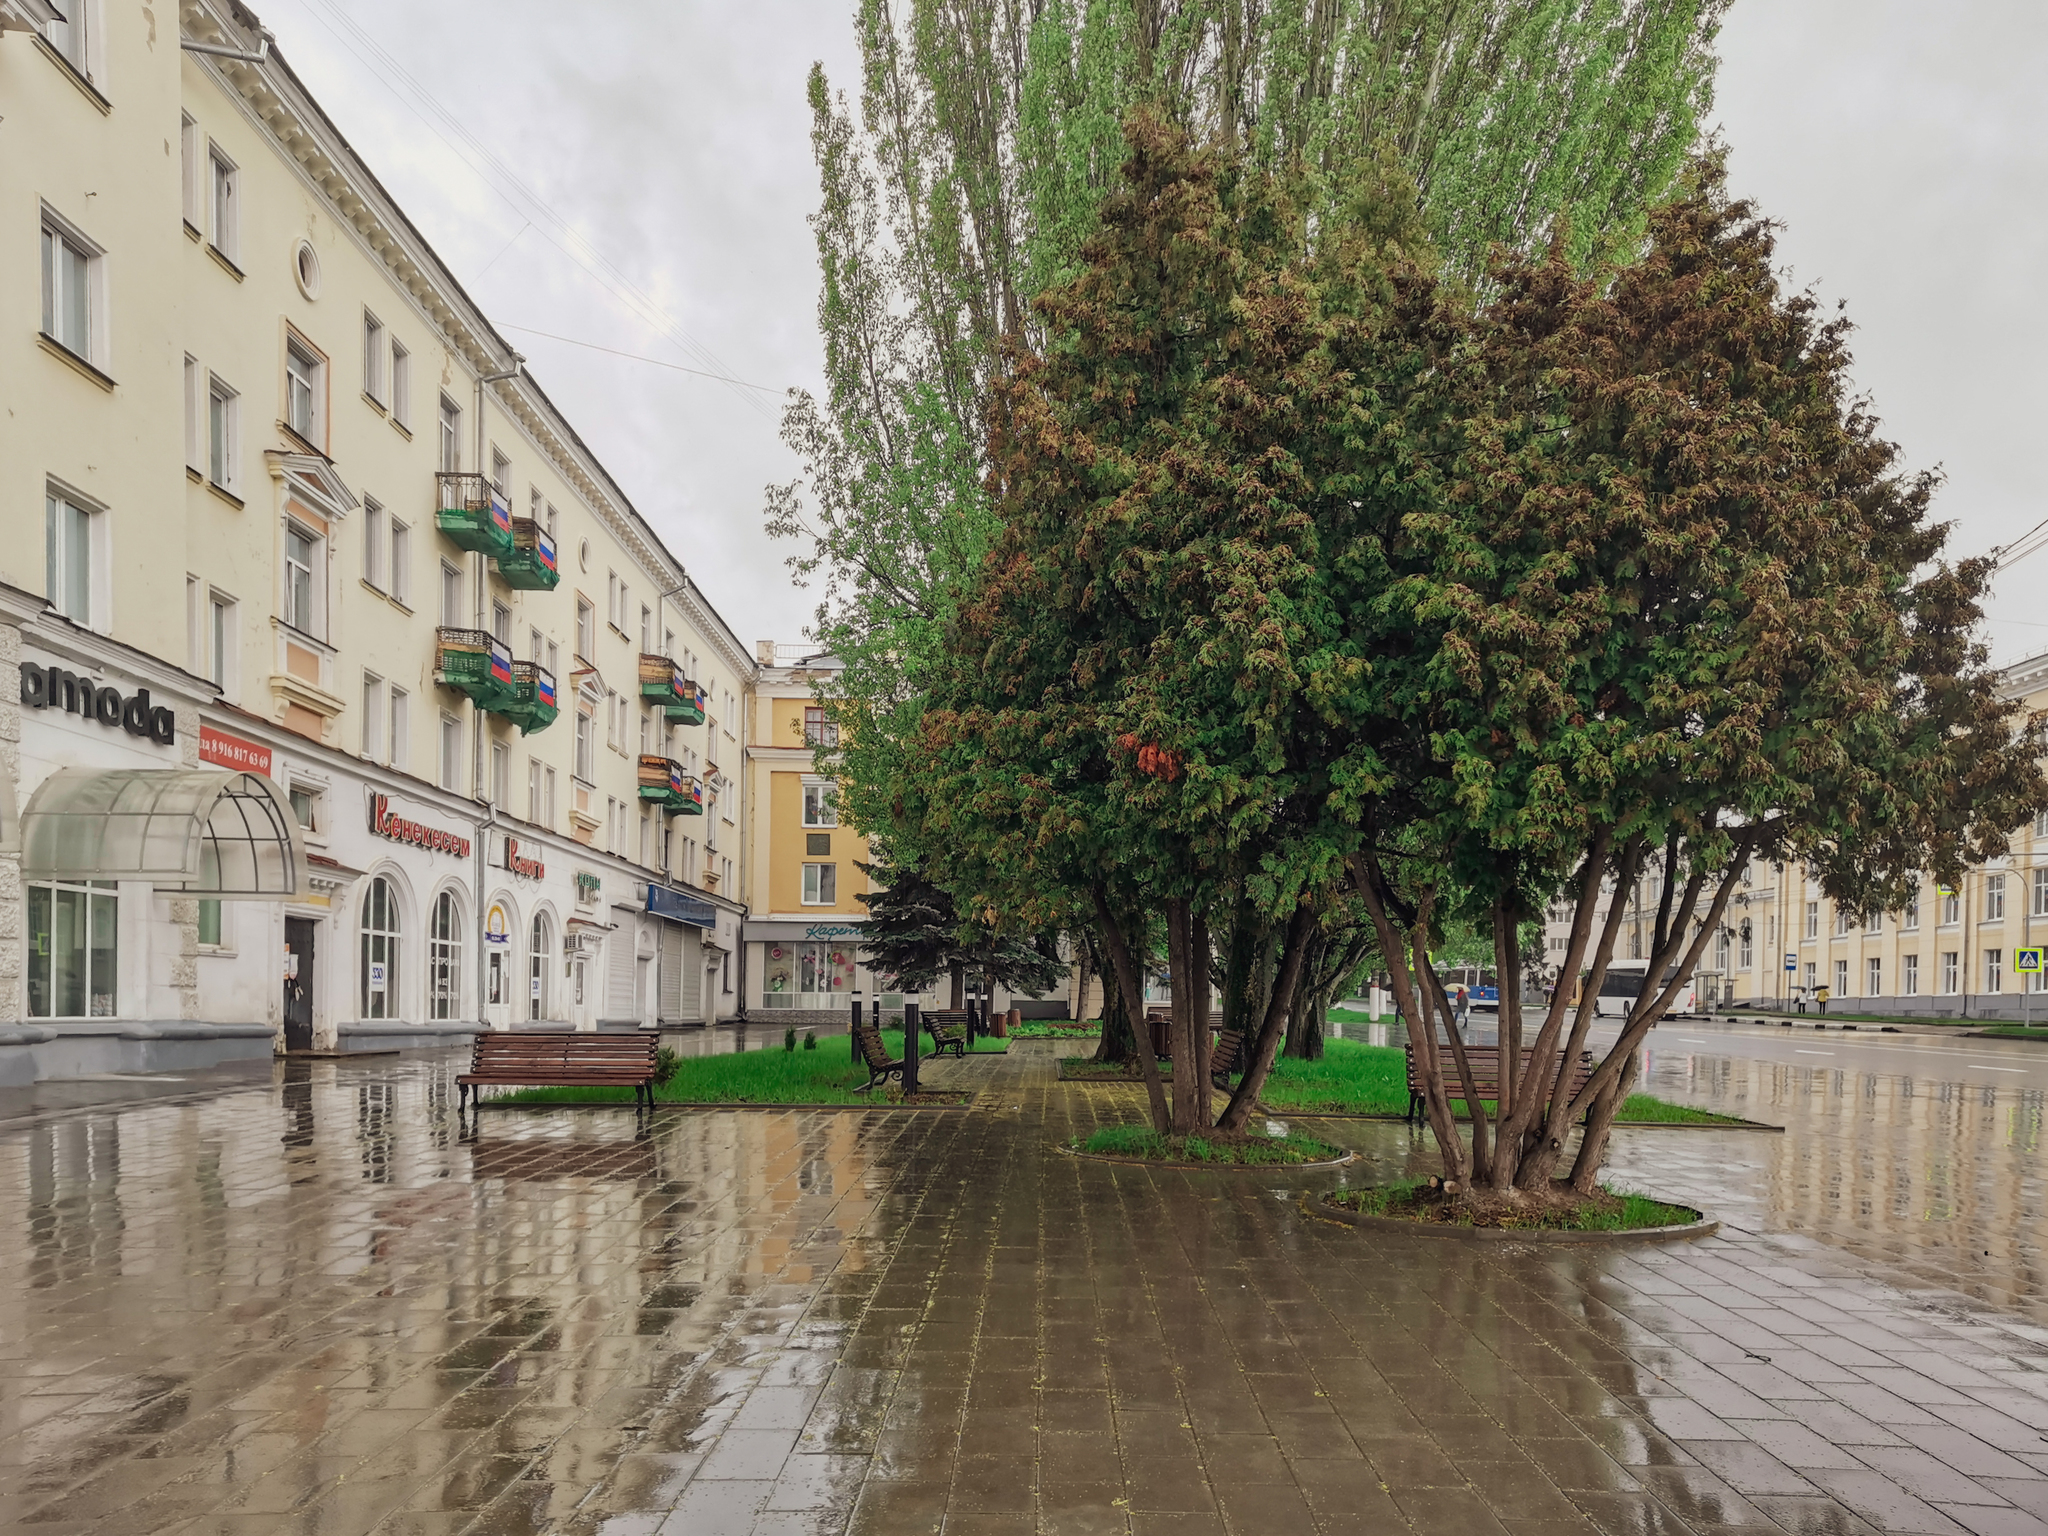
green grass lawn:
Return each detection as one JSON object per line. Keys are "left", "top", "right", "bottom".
{"left": 496, "top": 1030, "right": 1002, "bottom": 1107}
{"left": 1327, "top": 1181, "right": 1699, "bottom": 1231}
{"left": 1256, "top": 1038, "right": 1744, "bottom": 1124}
{"left": 1964, "top": 1024, "right": 2048, "bottom": 1039}
{"left": 1011, "top": 1021, "right": 1103, "bottom": 1039}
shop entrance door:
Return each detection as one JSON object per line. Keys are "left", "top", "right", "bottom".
{"left": 284, "top": 917, "right": 316, "bottom": 1052}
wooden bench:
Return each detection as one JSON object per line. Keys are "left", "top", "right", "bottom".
{"left": 853, "top": 1024, "right": 904, "bottom": 1093}
{"left": 1403, "top": 1044, "right": 1594, "bottom": 1123}
{"left": 923, "top": 1011, "right": 970, "bottom": 1059}
{"left": 457, "top": 1030, "right": 661, "bottom": 1113}
{"left": 1209, "top": 1028, "right": 1247, "bottom": 1089}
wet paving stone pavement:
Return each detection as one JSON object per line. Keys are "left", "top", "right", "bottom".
{"left": 6, "top": 1035, "right": 2048, "bottom": 1535}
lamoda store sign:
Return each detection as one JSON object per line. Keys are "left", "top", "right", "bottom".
{"left": 19, "top": 662, "right": 176, "bottom": 744}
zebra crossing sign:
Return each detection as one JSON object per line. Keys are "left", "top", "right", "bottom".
{"left": 2017, "top": 948, "right": 2044, "bottom": 975}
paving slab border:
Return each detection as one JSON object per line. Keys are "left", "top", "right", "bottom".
{"left": 1304, "top": 1193, "right": 1719, "bottom": 1243}
{"left": 1059, "top": 1145, "right": 1358, "bottom": 1173}
{"left": 471, "top": 1095, "right": 977, "bottom": 1112}
{"left": 1284, "top": 1110, "right": 1783, "bottom": 1132}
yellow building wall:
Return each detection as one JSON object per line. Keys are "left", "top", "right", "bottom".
{"left": 767, "top": 770, "right": 870, "bottom": 915}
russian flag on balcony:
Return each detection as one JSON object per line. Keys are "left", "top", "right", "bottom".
{"left": 489, "top": 645, "right": 514, "bottom": 689}
{"left": 488, "top": 489, "right": 513, "bottom": 536}
{"left": 536, "top": 530, "right": 558, "bottom": 572}
{"left": 536, "top": 673, "right": 557, "bottom": 708}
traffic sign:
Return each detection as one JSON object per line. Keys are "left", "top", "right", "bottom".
{"left": 1784, "top": 953, "right": 1797, "bottom": 972}
{"left": 2018, "top": 948, "right": 2044, "bottom": 975}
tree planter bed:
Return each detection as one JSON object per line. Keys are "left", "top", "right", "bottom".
{"left": 1309, "top": 1190, "right": 1715, "bottom": 1243}
{"left": 1287, "top": 1109, "right": 1781, "bottom": 1131}
{"left": 1066, "top": 1144, "right": 1357, "bottom": 1172}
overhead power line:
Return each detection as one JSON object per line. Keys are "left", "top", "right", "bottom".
{"left": 500, "top": 325, "right": 788, "bottom": 394}
{"left": 284, "top": 0, "right": 776, "bottom": 422}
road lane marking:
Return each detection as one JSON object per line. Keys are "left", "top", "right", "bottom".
{"left": 1678, "top": 1038, "right": 1709, "bottom": 1044}
{"left": 1969, "top": 1064, "right": 2028, "bottom": 1073}
{"left": 1794, "top": 1049, "right": 1834, "bottom": 1056}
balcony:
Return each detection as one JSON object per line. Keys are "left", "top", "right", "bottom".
{"left": 435, "top": 627, "right": 517, "bottom": 710}
{"left": 638, "top": 654, "right": 686, "bottom": 709}
{"left": 501, "top": 661, "right": 559, "bottom": 735}
{"left": 638, "top": 755, "right": 704, "bottom": 816}
{"left": 494, "top": 517, "right": 560, "bottom": 590}
{"left": 434, "top": 472, "right": 514, "bottom": 558}
{"left": 667, "top": 678, "right": 707, "bottom": 726}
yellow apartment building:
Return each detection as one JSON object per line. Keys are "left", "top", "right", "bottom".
{"left": 0, "top": 0, "right": 754, "bottom": 1080}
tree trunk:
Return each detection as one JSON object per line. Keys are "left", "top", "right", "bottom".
{"left": 1219, "top": 903, "right": 1318, "bottom": 1132}
{"left": 1092, "top": 891, "right": 1172, "bottom": 1134}
{"left": 1095, "top": 969, "right": 1137, "bottom": 1063}
{"left": 1284, "top": 928, "right": 1327, "bottom": 1060}
{"left": 1190, "top": 910, "right": 1213, "bottom": 1129}
{"left": 1167, "top": 898, "right": 1200, "bottom": 1134}
{"left": 949, "top": 960, "right": 964, "bottom": 1010}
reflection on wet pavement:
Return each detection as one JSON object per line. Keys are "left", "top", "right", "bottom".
{"left": 4, "top": 1039, "right": 2048, "bottom": 1535}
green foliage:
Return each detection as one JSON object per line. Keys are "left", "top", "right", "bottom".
{"left": 855, "top": 859, "right": 1067, "bottom": 997}
{"left": 784, "top": 1028, "right": 798, "bottom": 1052}
{"left": 653, "top": 1048, "right": 681, "bottom": 1086}
{"left": 804, "top": 1030, "right": 819, "bottom": 1050}
{"left": 1328, "top": 1182, "right": 1699, "bottom": 1230}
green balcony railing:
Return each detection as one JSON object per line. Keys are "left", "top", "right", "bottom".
{"left": 665, "top": 678, "right": 707, "bottom": 726}
{"left": 637, "top": 756, "right": 703, "bottom": 816}
{"left": 435, "top": 472, "right": 514, "bottom": 558}
{"left": 493, "top": 518, "right": 559, "bottom": 591}
{"left": 435, "top": 628, "right": 518, "bottom": 711}
{"left": 501, "top": 661, "right": 559, "bottom": 735}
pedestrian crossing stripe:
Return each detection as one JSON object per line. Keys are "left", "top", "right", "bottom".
{"left": 2017, "top": 948, "right": 2044, "bottom": 974}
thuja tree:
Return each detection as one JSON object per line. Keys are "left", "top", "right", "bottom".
{"left": 903, "top": 114, "right": 1437, "bottom": 1136}
{"left": 1348, "top": 162, "right": 2048, "bottom": 1197}
{"left": 766, "top": 0, "right": 1725, "bottom": 859}
{"left": 856, "top": 860, "right": 1066, "bottom": 1007}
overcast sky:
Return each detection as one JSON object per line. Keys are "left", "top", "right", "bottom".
{"left": 257, "top": 0, "right": 2047, "bottom": 663}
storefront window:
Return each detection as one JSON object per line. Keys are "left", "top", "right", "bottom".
{"left": 360, "top": 876, "right": 400, "bottom": 1019}
{"left": 27, "top": 880, "right": 118, "bottom": 1018}
{"left": 529, "top": 913, "right": 551, "bottom": 1020}
{"left": 429, "top": 891, "right": 461, "bottom": 1020}
{"left": 761, "top": 940, "right": 853, "bottom": 1008}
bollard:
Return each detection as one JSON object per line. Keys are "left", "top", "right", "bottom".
{"left": 850, "top": 997, "right": 862, "bottom": 1062}
{"left": 966, "top": 999, "right": 979, "bottom": 1044}
{"left": 903, "top": 1002, "right": 921, "bottom": 1096}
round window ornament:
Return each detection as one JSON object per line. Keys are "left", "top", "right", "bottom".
{"left": 292, "top": 240, "right": 322, "bottom": 300}
{"left": 578, "top": 538, "right": 591, "bottom": 572}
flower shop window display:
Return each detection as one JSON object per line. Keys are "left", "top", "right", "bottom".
{"left": 763, "top": 940, "right": 854, "bottom": 1006}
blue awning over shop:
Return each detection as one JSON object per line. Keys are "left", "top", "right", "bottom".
{"left": 646, "top": 883, "right": 716, "bottom": 928}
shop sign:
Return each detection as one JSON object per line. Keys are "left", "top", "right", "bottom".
{"left": 19, "top": 663, "right": 176, "bottom": 744}
{"left": 199, "top": 724, "right": 272, "bottom": 776}
{"left": 804, "top": 923, "right": 862, "bottom": 940}
{"left": 368, "top": 792, "right": 471, "bottom": 857}
{"left": 647, "top": 883, "right": 715, "bottom": 928}
{"left": 575, "top": 870, "right": 602, "bottom": 904}
{"left": 504, "top": 836, "right": 544, "bottom": 880}
{"left": 485, "top": 902, "right": 511, "bottom": 945}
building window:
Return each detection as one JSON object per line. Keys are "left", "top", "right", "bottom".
{"left": 1739, "top": 925, "right": 1752, "bottom": 970}
{"left": 1865, "top": 910, "right": 1883, "bottom": 936}
{"left": 1833, "top": 908, "right": 1850, "bottom": 937}
{"left": 208, "top": 145, "right": 238, "bottom": 262}
{"left": 285, "top": 337, "right": 323, "bottom": 446}
{"left": 529, "top": 914, "right": 552, "bottom": 1021}
{"left": 391, "top": 340, "right": 411, "bottom": 427}
{"left": 45, "top": 488, "right": 96, "bottom": 626}
{"left": 639, "top": 807, "right": 652, "bottom": 867}
{"left": 802, "top": 783, "right": 839, "bottom": 827}
{"left": 527, "top": 758, "right": 543, "bottom": 823}
{"left": 804, "top": 706, "right": 839, "bottom": 747}
{"left": 26, "top": 880, "right": 118, "bottom": 1018}
{"left": 44, "top": 0, "right": 94, "bottom": 74}
{"left": 364, "top": 311, "right": 386, "bottom": 403}
{"left": 440, "top": 562, "right": 463, "bottom": 628}
{"left": 283, "top": 522, "right": 321, "bottom": 636}
{"left": 491, "top": 742, "right": 509, "bottom": 810}
{"left": 439, "top": 715, "right": 462, "bottom": 791}
{"left": 1833, "top": 959, "right": 1847, "bottom": 996}
{"left": 1941, "top": 890, "right": 1961, "bottom": 925}
{"left": 390, "top": 519, "right": 411, "bottom": 606}
{"left": 428, "top": 892, "right": 461, "bottom": 1020}
{"left": 1803, "top": 901, "right": 1818, "bottom": 941}
{"left": 1987, "top": 949, "right": 2004, "bottom": 994}
{"left": 1986, "top": 873, "right": 2006, "bottom": 921}
{"left": 1867, "top": 957, "right": 1881, "bottom": 996}
{"left": 389, "top": 687, "right": 408, "bottom": 769}
{"left": 1903, "top": 954, "right": 1919, "bottom": 995}
{"left": 40, "top": 211, "right": 99, "bottom": 363}
{"left": 1802, "top": 962, "right": 1815, "bottom": 992}
{"left": 576, "top": 598, "right": 595, "bottom": 660}
{"left": 491, "top": 448, "right": 511, "bottom": 497}
{"left": 2035, "top": 869, "right": 2048, "bottom": 919}
{"left": 575, "top": 710, "right": 594, "bottom": 782}
{"left": 360, "top": 876, "right": 401, "bottom": 1019}
{"left": 491, "top": 601, "right": 511, "bottom": 647}
{"left": 1941, "top": 951, "right": 1960, "bottom": 994}
{"left": 184, "top": 355, "right": 203, "bottom": 470}
{"left": 762, "top": 941, "right": 851, "bottom": 1005}
{"left": 2037, "top": 809, "right": 2048, "bottom": 839}
{"left": 1903, "top": 897, "right": 1919, "bottom": 931}
{"left": 362, "top": 497, "right": 386, "bottom": 589}
{"left": 363, "top": 673, "right": 384, "bottom": 759}
{"left": 640, "top": 604, "right": 653, "bottom": 652}
{"left": 802, "top": 863, "right": 837, "bottom": 905}
{"left": 438, "top": 396, "right": 462, "bottom": 472}
{"left": 288, "top": 785, "right": 319, "bottom": 834}
{"left": 180, "top": 114, "right": 200, "bottom": 226}
{"left": 197, "top": 899, "right": 225, "bottom": 949}
{"left": 207, "top": 375, "right": 239, "bottom": 492}
{"left": 208, "top": 591, "right": 235, "bottom": 692}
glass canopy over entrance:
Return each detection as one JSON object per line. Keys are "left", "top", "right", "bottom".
{"left": 20, "top": 769, "right": 309, "bottom": 899}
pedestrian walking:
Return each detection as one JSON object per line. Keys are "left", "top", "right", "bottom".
{"left": 1795, "top": 989, "right": 1807, "bottom": 1015}
{"left": 1816, "top": 985, "right": 1830, "bottom": 1016}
